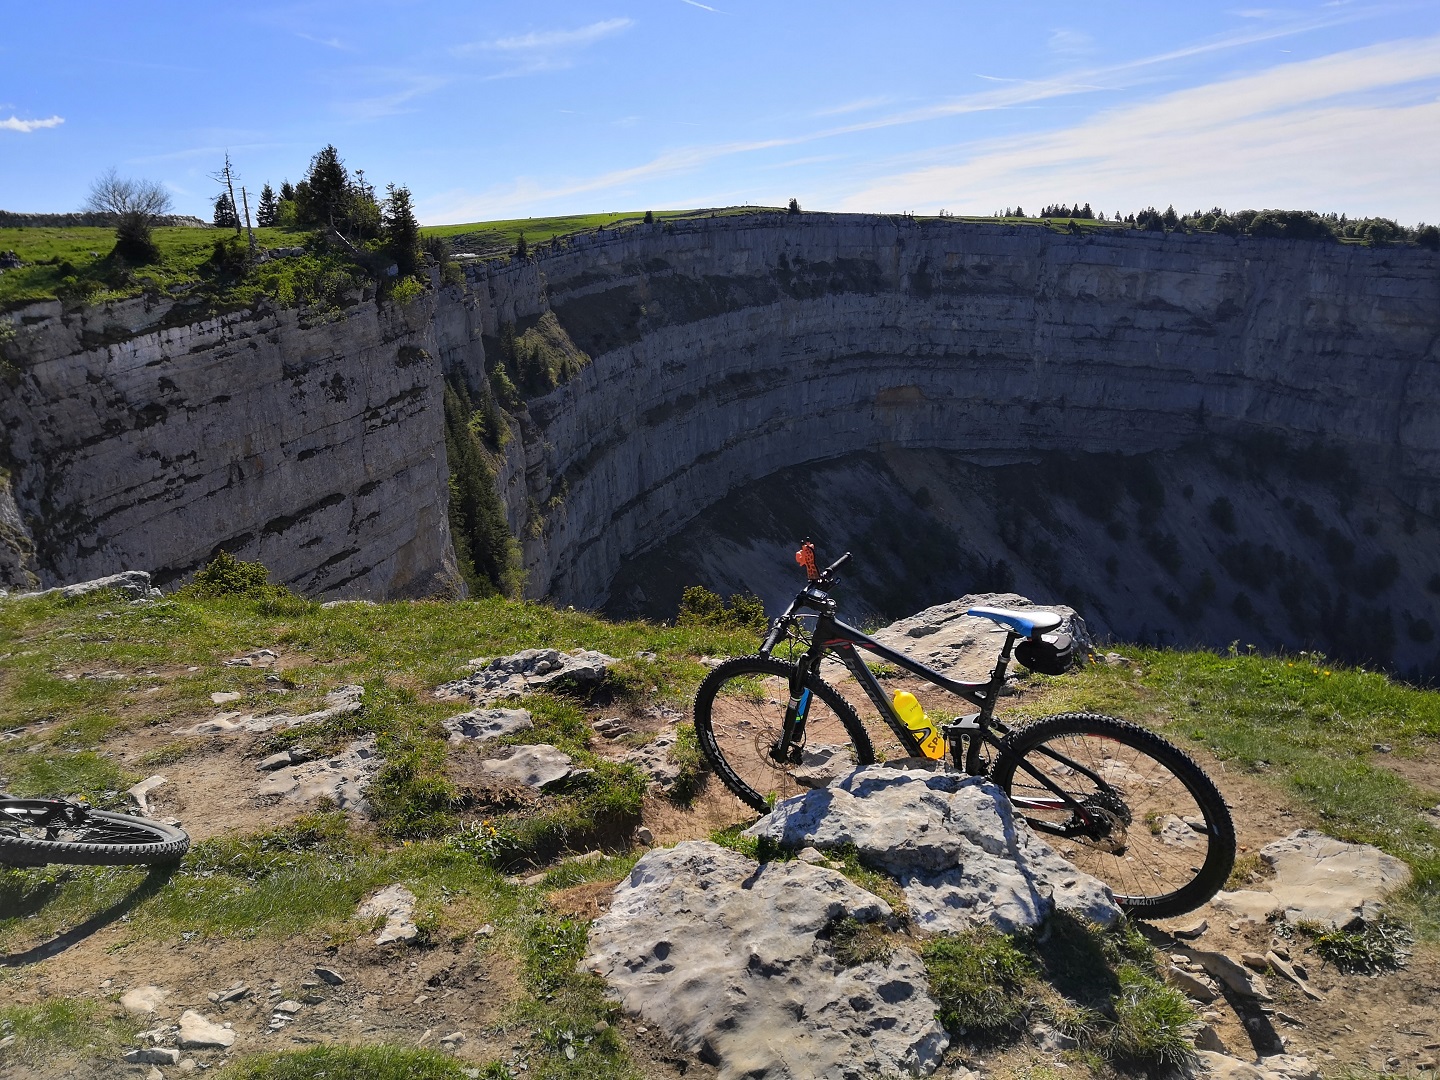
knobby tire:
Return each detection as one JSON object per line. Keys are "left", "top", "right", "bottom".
{"left": 0, "top": 805, "right": 190, "bottom": 867}
{"left": 992, "top": 712, "right": 1236, "bottom": 918}
{"left": 694, "top": 655, "right": 874, "bottom": 813}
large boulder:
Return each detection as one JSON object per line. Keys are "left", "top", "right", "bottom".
{"left": 871, "top": 593, "right": 1091, "bottom": 681}
{"left": 584, "top": 841, "right": 949, "bottom": 1080}
{"left": 745, "top": 767, "right": 1120, "bottom": 933}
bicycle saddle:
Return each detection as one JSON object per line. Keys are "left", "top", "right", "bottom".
{"left": 966, "top": 606, "right": 1063, "bottom": 638}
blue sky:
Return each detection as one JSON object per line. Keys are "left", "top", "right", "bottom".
{"left": 2, "top": 2, "right": 1438, "bottom": 226}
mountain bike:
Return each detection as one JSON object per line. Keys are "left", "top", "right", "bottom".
{"left": 693, "top": 543, "right": 1236, "bottom": 918}
{"left": 0, "top": 793, "right": 190, "bottom": 867}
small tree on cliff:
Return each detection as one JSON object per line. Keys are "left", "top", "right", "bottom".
{"left": 382, "top": 183, "right": 421, "bottom": 278}
{"left": 788, "top": 197, "right": 801, "bottom": 215}
{"left": 83, "top": 168, "right": 173, "bottom": 264}
{"left": 213, "top": 192, "right": 239, "bottom": 229}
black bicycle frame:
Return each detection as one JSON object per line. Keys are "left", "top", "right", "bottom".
{"left": 763, "top": 593, "right": 1114, "bottom": 836}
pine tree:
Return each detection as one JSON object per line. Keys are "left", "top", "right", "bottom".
{"left": 296, "top": 145, "right": 350, "bottom": 228}
{"left": 382, "top": 183, "right": 421, "bottom": 277}
{"left": 279, "top": 180, "right": 295, "bottom": 202}
{"left": 256, "top": 183, "right": 278, "bottom": 227}
{"left": 213, "top": 192, "right": 239, "bottom": 229}
{"left": 514, "top": 233, "right": 528, "bottom": 259}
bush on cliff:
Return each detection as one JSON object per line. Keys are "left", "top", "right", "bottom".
{"left": 443, "top": 378, "right": 522, "bottom": 598}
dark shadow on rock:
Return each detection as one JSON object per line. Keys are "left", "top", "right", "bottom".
{"left": 0, "top": 862, "right": 179, "bottom": 967}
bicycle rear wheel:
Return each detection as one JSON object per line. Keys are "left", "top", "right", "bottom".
{"left": 694, "top": 656, "right": 874, "bottom": 813}
{"left": 0, "top": 801, "right": 190, "bottom": 867}
{"left": 991, "top": 712, "right": 1235, "bottom": 918}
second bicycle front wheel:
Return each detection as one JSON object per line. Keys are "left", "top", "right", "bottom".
{"left": 694, "top": 655, "right": 874, "bottom": 813}
{"left": 991, "top": 712, "right": 1236, "bottom": 919}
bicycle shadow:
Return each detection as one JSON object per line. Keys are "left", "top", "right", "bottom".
{"left": 0, "top": 862, "right": 179, "bottom": 968}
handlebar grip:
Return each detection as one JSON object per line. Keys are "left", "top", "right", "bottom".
{"left": 823, "top": 552, "right": 852, "bottom": 577}
{"left": 760, "top": 620, "right": 785, "bottom": 654}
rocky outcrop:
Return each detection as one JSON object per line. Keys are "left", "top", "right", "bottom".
{"left": 584, "top": 840, "right": 950, "bottom": 1080}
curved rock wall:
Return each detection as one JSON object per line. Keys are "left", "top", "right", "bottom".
{"left": 468, "top": 215, "right": 1440, "bottom": 608}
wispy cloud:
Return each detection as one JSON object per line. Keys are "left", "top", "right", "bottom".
{"left": 679, "top": 0, "right": 727, "bottom": 13}
{"left": 830, "top": 36, "right": 1440, "bottom": 223}
{"left": 1047, "top": 29, "right": 1095, "bottom": 58}
{"left": 333, "top": 72, "right": 449, "bottom": 121}
{"left": 2, "top": 114, "right": 64, "bottom": 133}
{"left": 455, "top": 17, "right": 634, "bottom": 77}
{"left": 813, "top": 96, "right": 894, "bottom": 118}
{"left": 423, "top": 10, "right": 1395, "bottom": 221}
{"left": 295, "top": 31, "right": 351, "bottom": 51}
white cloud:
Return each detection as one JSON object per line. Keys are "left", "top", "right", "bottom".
{"left": 1, "top": 114, "right": 64, "bottom": 133}
{"left": 830, "top": 37, "right": 1440, "bottom": 223}
{"left": 679, "top": 0, "right": 726, "bottom": 13}
{"left": 469, "top": 18, "right": 633, "bottom": 53}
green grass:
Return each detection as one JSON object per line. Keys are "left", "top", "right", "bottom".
{"left": 421, "top": 206, "right": 780, "bottom": 256}
{"left": 0, "top": 998, "right": 140, "bottom": 1069}
{"left": 214, "top": 1045, "right": 479, "bottom": 1079}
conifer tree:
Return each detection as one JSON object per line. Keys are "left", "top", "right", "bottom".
{"left": 256, "top": 183, "right": 277, "bottom": 227}
{"left": 382, "top": 183, "right": 421, "bottom": 277}
{"left": 213, "top": 192, "right": 239, "bottom": 229}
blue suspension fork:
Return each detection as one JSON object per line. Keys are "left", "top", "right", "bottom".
{"left": 773, "top": 656, "right": 817, "bottom": 762}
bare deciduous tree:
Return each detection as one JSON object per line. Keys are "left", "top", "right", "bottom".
{"left": 84, "top": 167, "right": 173, "bottom": 264}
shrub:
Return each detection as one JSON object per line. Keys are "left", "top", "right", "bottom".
{"left": 676, "top": 585, "right": 768, "bottom": 632}
{"left": 922, "top": 928, "right": 1036, "bottom": 1037}
{"left": 188, "top": 551, "right": 276, "bottom": 598}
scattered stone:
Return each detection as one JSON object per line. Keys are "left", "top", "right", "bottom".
{"left": 177, "top": 1010, "right": 235, "bottom": 1049}
{"left": 357, "top": 883, "right": 419, "bottom": 945}
{"left": 1242, "top": 952, "right": 1269, "bottom": 971}
{"left": 441, "top": 707, "right": 533, "bottom": 746}
{"left": 634, "top": 826, "right": 654, "bottom": 846}
{"left": 174, "top": 684, "right": 363, "bottom": 737}
{"left": 179, "top": 1061, "right": 196, "bottom": 1073}
{"left": 1186, "top": 950, "right": 1272, "bottom": 1000}
{"left": 273, "top": 1000, "right": 302, "bottom": 1014}
{"left": 313, "top": 966, "right": 344, "bottom": 986}
{"left": 256, "top": 737, "right": 379, "bottom": 810}
{"left": 1162, "top": 964, "right": 1218, "bottom": 1003}
{"left": 210, "top": 691, "right": 242, "bottom": 704}
{"left": 1174, "top": 918, "right": 1209, "bottom": 939}
{"left": 1030, "top": 1021, "right": 1079, "bottom": 1052}
{"left": 440, "top": 1031, "right": 465, "bottom": 1047}
{"left": 797, "top": 846, "right": 827, "bottom": 864}
{"left": 320, "top": 598, "right": 377, "bottom": 608}
{"left": 622, "top": 732, "right": 683, "bottom": 789}
{"left": 120, "top": 986, "right": 169, "bottom": 1016}
{"left": 1195, "top": 1025, "right": 1229, "bottom": 1053}
{"left": 255, "top": 751, "right": 293, "bottom": 772}
{"left": 126, "top": 774, "right": 167, "bottom": 815}
{"left": 479, "top": 744, "right": 575, "bottom": 790}
{"left": 435, "top": 648, "right": 619, "bottom": 706}
{"left": 592, "top": 716, "right": 629, "bottom": 738}
{"left": 123, "top": 1047, "right": 181, "bottom": 1065}
{"left": 1213, "top": 830, "right": 1411, "bottom": 928}
{"left": 790, "top": 744, "right": 853, "bottom": 789}
{"left": 223, "top": 649, "right": 278, "bottom": 668}
{"left": 568, "top": 850, "right": 605, "bottom": 865}
{"left": 148, "top": 1067, "right": 164, "bottom": 1080}
{"left": 584, "top": 841, "right": 950, "bottom": 1080}
{"left": 475, "top": 924, "right": 495, "bottom": 937}
{"left": 1265, "top": 951, "right": 1322, "bottom": 1001}
{"left": 745, "top": 766, "right": 1120, "bottom": 933}
{"left": 216, "top": 984, "right": 249, "bottom": 1003}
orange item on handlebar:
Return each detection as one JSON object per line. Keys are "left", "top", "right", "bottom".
{"left": 795, "top": 541, "right": 819, "bottom": 581}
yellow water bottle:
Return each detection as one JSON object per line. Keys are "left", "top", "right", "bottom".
{"left": 893, "top": 691, "right": 945, "bottom": 760}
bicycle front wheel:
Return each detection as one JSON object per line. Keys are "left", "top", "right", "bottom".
{"left": 694, "top": 656, "right": 874, "bottom": 813}
{"left": 0, "top": 804, "right": 190, "bottom": 867}
{"left": 992, "top": 712, "right": 1235, "bottom": 919}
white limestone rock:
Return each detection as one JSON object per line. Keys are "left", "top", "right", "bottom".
{"left": 584, "top": 841, "right": 949, "bottom": 1080}
{"left": 255, "top": 737, "right": 378, "bottom": 810}
{"left": 175, "top": 684, "right": 362, "bottom": 737}
{"left": 357, "top": 883, "right": 419, "bottom": 945}
{"left": 1211, "top": 829, "right": 1412, "bottom": 928}
{"left": 442, "top": 707, "right": 533, "bottom": 746}
{"left": 434, "top": 648, "right": 618, "bottom": 705}
{"left": 177, "top": 1010, "right": 235, "bottom": 1049}
{"left": 479, "top": 744, "right": 575, "bottom": 790}
{"left": 119, "top": 985, "right": 169, "bottom": 1016}
{"left": 745, "top": 766, "right": 1120, "bottom": 932}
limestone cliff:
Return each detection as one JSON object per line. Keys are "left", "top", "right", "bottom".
{"left": 3, "top": 213, "right": 1437, "bottom": 673}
